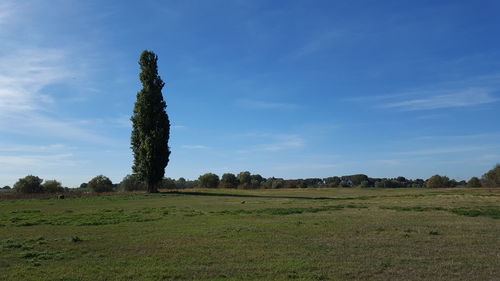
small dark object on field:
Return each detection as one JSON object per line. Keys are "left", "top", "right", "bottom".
{"left": 71, "top": 236, "right": 83, "bottom": 242}
{"left": 241, "top": 201, "right": 245, "bottom": 204}
{"left": 58, "top": 194, "right": 65, "bottom": 199}
{"left": 429, "top": 231, "right": 439, "bottom": 235}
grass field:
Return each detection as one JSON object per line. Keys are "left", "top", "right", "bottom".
{"left": 1, "top": 188, "right": 499, "bottom": 281}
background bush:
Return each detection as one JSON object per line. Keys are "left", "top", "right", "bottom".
{"left": 467, "top": 177, "right": 482, "bottom": 187}
{"left": 119, "top": 174, "right": 146, "bottom": 191}
{"left": 162, "top": 178, "right": 176, "bottom": 189}
{"left": 198, "top": 173, "right": 219, "bottom": 188}
{"left": 175, "top": 177, "right": 187, "bottom": 189}
{"left": 42, "top": 180, "right": 64, "bottom": 193}
{"left": 425, "top": 175, "right": 453, "bottom": 188}
{"left": 88, "top": 175, "right": 114, "bottom": 193}
{"left": 482, "top": 164, "right": 500, "bottom": 187}
{"left": 13, "top": 175, "right": 44, "bottom": 194}
{"left": 220, "top": 173, "right": 239, "bottom": 188}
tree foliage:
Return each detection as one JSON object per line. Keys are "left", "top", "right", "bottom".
{"left": 14, "top": 175, "right": 43, "bottom": 193}
{"left": 271, "top": 179, "right": 284, "bottom": 189}
{"left": 237, "top": 171, "right": 251, "bottom": 184}
{"left": 131, "top": 50, "right": 170, "bottom": 193}
{"left": 42, "top": 180, "right": 64, "bottom": 193}
{"left": 162, "top": 178, "right": 176, "bottom": 189}
{"left": 175, "top": 177, "right": 187, "bottom": 189}
{"left": 250, "top": 174, "right": 264, "bottom": 188}
{"left": 425, "top": 175, "right": 452, "bottom": 188}
{"left": 120, "top": 174, "right": 146, "bottom": 191}
{"left": 324, "top": 176, "right": 341, "bottom": 187}
{"left": 198, "top": 173, "right": 220, "bottom": 188}
{"left": 482, "top": 164, "right": 500, "bottom": 187}
{"left": 344, "top": 174, "right": 369, "bottom": 186}
{"left": 262, "top": 177, "right": 284, "bottom": 189}
{"left": 467, "top": 176, "right": 482, "bottom": 188}
{"left": 88, "top": 175, "right": 114, "bottom": 193}
{"left": 220, "top": 173, "right": 239, "bottom": 188}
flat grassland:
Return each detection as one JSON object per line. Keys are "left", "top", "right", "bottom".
{"left": 1, "top": 188, "right": 499, "bottom": 281}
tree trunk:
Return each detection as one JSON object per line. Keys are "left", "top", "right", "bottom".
{"left": 147, "top": 182, "right": 159, "bottom": 193}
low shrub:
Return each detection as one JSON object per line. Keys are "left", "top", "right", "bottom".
{"left": 42, "top": 180, "right": 64, "bottom": 193}
{"left": 87, "top": 175, "right": 114, "bottom": 193}
{"left": 13, "top": 175, "right": 43, "bottom": 194}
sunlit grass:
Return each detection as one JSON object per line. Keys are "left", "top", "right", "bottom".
{"left": 1, "top": 188, "right": 499, "bottom": 280}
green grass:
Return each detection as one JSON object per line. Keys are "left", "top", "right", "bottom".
{"left": 1, "top": 188, "right": 499, "bottom": 280}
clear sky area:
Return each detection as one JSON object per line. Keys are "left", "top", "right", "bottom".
{"left": 1, "top": 0, "right": 499, "bottom": 187}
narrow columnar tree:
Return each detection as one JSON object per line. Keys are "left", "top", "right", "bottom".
{"left": 131, "top": 50, "right": 171, "bottom": 193}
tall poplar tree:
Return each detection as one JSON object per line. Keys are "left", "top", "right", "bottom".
{"left": 131, "top": 50, "right": 170, "bottom": 193}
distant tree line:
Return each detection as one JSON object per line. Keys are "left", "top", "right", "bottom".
{"left": 5, "top": 164, "right": 500, "bottom": 194}
{"left": 117, "top": 165, "right": 500, "bottom": 190}
{"left": 122, "top": 165, "right": 500, "bottom": 190}
{"left": 8, "top": 175, "right": 65, "bottom": 194}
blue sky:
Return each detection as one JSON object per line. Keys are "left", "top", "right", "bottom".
{"left": 1, "top": 0, "right": 499, "bottom": 187}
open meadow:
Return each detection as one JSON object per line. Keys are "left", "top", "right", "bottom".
{"left": 1, "top": 188, "right": 499, "bottom": 281}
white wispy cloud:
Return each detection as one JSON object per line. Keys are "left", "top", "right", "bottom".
{"left": 350, "top": 73, "right": 500, "bottom": 111}
{"left": 380, "top": 88, "right": 498, "bottom": 111}
{"left": 0, "top": 1, "right": 19, "bottom": 26}
{"left": 109, "top": 115, "right": 132, "bottom": 128}
{"left": 181, "top": 145, "right": 209, "bottom": 149}
{"left": 238, "top": 99, "right": 298, "bottom": 110}
{"left": 0, "top": 143, "right": 70, "bottom": 153}
{"left": 0, "top": 48, "right": 114, "bottom": 145}
{"left": 395, "top": 145, "right": 490, "bottom": 156}
{"left": 0, "top": 1, "right": 118, "bottom": 146}
{"left": 293, "top": 30, "right": 344, "bottom": 58}
{"left": 477, "top": 154, "right": 500, "bottom": 161}
{"left": 0, "top": 153, "right": 76, "bottom": 170}
{"left": 345, "top": 91, "right": 417, "bottom": 102}
{"left": 376, "top": 159, "right": 401, "bottom": 165}
{"left": 273, "top": 163, "right": 339, "bottom": 171}
{"left": 414, "top": 133, "right": 498, "bottom": 141}
{"left": 415, "top": 113, "right": 448, "bottom": 120}
{"left": 0, "top": 48, "right": 69, "bottom": 113}
{"left": 257, "top": 135, "right": 304, "bottom": 151}
{"left": 235, "top": 133, "right": 305, "bottom": 153}
{"left": 0, "top": 142, "right": 79, "bottom": 173}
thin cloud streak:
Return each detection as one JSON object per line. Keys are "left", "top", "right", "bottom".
{"left": 0, "top": 113, "right": 115, "bottom": 145}
{"left": 345, "top": 91, "right": 418, "bottom": 102}
{"left": 0, "top": 48, "right": 70, "bottom": 114}
{"left": 293, "top": 30, "right": 344, "bottom": 58}
{"left": 395, "top": 145, "right": 491, "bottom": 156}
{"left": 234, "top": 133, "right": 305, "bottom": 153}
{"left": 350, "top": 74, "right": 500, "bottom": 111}
{"left": 273, "top": 163, "right": 339, "bottom": 171}
{"left": 0, "top": 1, "right": 15, "bottom": 25}
{"left": 181, "top": 145, "right": 209, "bottom": 149}
{"left": 172, "top": 125, "right": 187, "bottom": 129}
{"left": 380, "top": 88, "right": 498, "bottom": 111}
{"left": 0, "top": 143, "right": 70, "bottom": 153}
{"left": 414, "top": 133, "right": 500, "bottom": 141}
{"left": 257, "top": 135, "right": 304, "bottom": 152}
{"left": 0, "top": 153, "right": 76, "bottom": 169}
{"left": 238, "top": 99, "right": 298, "bottom": 110}
{"left": 0, "top": 48, "right": 115, "bottom": 145}
{"left": 376, "top": 159, "right": 401, "bottom": 165}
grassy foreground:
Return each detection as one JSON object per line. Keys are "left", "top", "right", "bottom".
{"left": 1, "top": 188, "right": 499, "bottom": 281}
